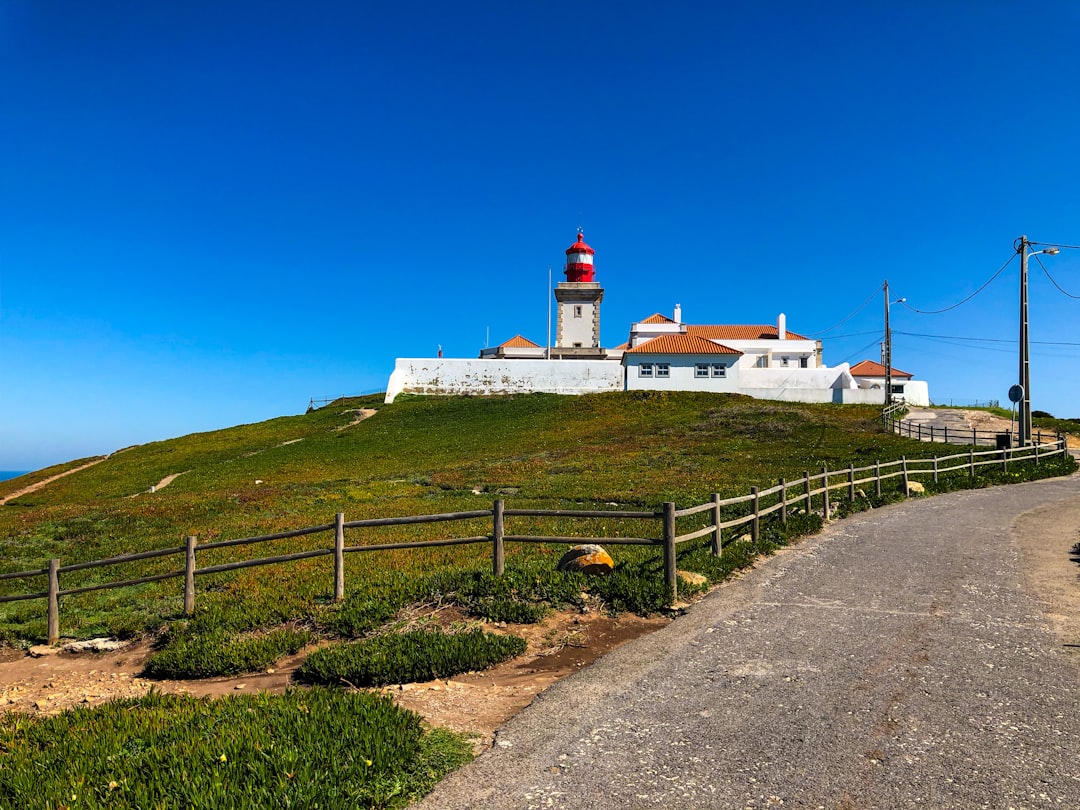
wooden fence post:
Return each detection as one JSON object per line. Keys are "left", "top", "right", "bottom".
{"left": 1035, "top": 441, "right": 1040, "bottom": 465}
{"left": 779, "top": 478, "right": 787, "bottom": 525}
{"left": 932, "top": 456, "right": 939, "bottom": 484}
{"left": 821, "top": 467, "right": 830, "bottom": 518}
{"left": 1001, "top": 449, "right": 1008, "bottom": 472}
{"left": 750, "top": 487, "right": 760, "bottom": 542}
{"left": 969, "top": 448, "right": 975, "bottom": 477}
{"left": 972, "top": 427, "right": 977, "bottom": 445}
{"left": 803, "top": 470, "right": 812, "bottom": 514}
{"left": 847, "top": 464, "right": 855, "bottom": 500}
{"left": 711, "top": 493, "right": 722, "bottom": 556}
{"left": 944, "top": 426, "right": 949, "bottom": 444}
{"left": 184, "top": 536, "right": 197, "bottom": 615}
{"left": 901, "top": 457, "right": 909, "bottom": 494}
{"left": 662, "top": 502, "right": 677, "bottom": 601}
{"left": 874, "top": 460, "right": 882, "bottom": 498}
{"left": 47, "top": 558, "right": 60, "bottom": 645}
{"left": 333, "top": 513, "right": 345, "bottom": 601}
{"left": 930, "top": 425, "right": 934, "bottom": 443}
{"left": 492, "top": 500, "right": 505, "bottom": 576}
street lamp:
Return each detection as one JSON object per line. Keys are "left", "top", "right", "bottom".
{"left": 1016, "top": 236, "right": 1060, "bottom": 445}
{"left": 883, "top": 280, "right": 906, "bottom": 405}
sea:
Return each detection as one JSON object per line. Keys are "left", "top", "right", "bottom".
{"left": 0, "top": 471, "right": 29, "bottom": 482}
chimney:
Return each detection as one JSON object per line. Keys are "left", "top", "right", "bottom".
{"left": 778, "top": 313, "right": 787, "bottom": 340}
{"left": 673, "top": 303, "right": 682, "bottom": 324}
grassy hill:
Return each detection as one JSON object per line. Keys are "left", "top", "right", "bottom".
{"left": 3, "top": 389, "right": 1072, "bottom": 649}
{"left": 1, "top": 391, "right": 1074, "bottom": 809}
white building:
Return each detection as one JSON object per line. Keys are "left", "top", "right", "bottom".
{"left": 384, "top": 232, "right": 930, "bottom": 405}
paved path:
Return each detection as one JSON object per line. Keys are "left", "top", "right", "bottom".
{"left": 417, "top": 476, "right": 1080, "bottom": 809}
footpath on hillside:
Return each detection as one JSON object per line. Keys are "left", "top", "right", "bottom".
{"left": 417, "top": 473, "right": 1080, "bottom": 809}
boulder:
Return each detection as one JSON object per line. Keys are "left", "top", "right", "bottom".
{"left": 62, "top": 638, "right": 130, "bottom": 654}
{"left": 557, "top": 544, "right": 614, "bottom": 575}
{"left": 904, "top": 481, "right": 925, "bottom": 495}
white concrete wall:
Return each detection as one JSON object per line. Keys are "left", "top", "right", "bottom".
{"left": 385, "top": 358, "right": 622, "bottom": 403}
{"left": 623, "top": 355, "right": 742, "bottom": 393}
{"left": 896, "top": 380, "right": 930, "bottom": 407}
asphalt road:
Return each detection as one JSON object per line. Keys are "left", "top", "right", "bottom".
{"left": 416, "top": 475, "right": 1080, "bottom": 809}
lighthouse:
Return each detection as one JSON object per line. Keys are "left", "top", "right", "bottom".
{"left": 553, "top": 230, "right": 605, "bottom": 358}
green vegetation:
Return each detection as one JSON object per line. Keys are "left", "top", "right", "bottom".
{"left": 0, "top": 391, "right": 1073, "bottom": 658}
{"left": 297, "top": 628, "right": 527, "bottom": 687}
{"left": 1, "top": 392, "right": 1074, "bottom": 808}
{"left": 0, "top": 687, "right": 472, "bottom": 809}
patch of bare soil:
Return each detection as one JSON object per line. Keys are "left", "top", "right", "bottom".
{"left": 0, "top": 457, "right": 108, "bottom": 506}
{"left": 959, "top": 409, "right": 1080, "bottom": 449}
{"left": 0, "top": 609, "right": 668, "bottom": 750}
{"left": 1014, "top": 495, "right": 1080, "bottom": 649}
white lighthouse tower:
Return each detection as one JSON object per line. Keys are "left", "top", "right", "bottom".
{"left": 553, "top": 230, "right": 606, "bottom": 358}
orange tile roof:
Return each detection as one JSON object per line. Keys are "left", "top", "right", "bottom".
{"left": 610, "top": 341, "right": 629, "bottom": 351}
{"left": 625, "top": 334, "right": 742, "bottom": 355}
{"left": 687, "top": 325, "right": 810, "bottom": 341}
{"left": 849, "top": 359, "right": 912, "bottom": 378}
{"left": 638, "top": 313, "right": 677, "bottom": 324}
{"left": 499, "top": 335, "right": 541, "bottom": 348}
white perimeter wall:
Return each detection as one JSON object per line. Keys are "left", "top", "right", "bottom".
{"left": 385, "top": 358, "right": 622, "bottom": 403}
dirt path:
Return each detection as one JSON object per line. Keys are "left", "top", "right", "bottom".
{"left": 0, "top": 608, "right": 668, "bottom": 750}
{"left": 0, "top": 457, "right": 108, "bottom": 506}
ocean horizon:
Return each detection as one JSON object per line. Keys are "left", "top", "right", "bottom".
{"left": 0, "top": 471, "right": 29, "bottom": 482}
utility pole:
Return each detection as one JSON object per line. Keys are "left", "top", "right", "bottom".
{"left": 1017, "top": 236, "right": 1031, "bottom": 446}
{"left": 884, "top": 280, "right": 893, "bottom": 406}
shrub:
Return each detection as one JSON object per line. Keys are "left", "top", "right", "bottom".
{"left": 144, "top": 626, "right": 311, "bottom": 679}
{"left": 296, "top": 628, "right": 527, "bottom": 687}
{"left": 0, "top": 687, "right": 471, "bottom": 809}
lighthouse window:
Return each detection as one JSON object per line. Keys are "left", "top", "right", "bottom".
{"left": 656, "top": 363, "right": 670, "bottom": 378}
{"left": 573, "top": 305, "right": 583, "bottom": 318}
{"left": 639, "top": 363, "right": 654, "bottom": 377}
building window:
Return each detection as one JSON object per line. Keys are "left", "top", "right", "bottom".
{"left": 710, "top": 363, "right": 726, "bottom": 378}
{"left": 573, "top": 305, "right": 583, "bottom": 318}
{"left": 572, "top": 342, "right": 582, "bottom": 348}
{"left": 754, "top": 355, "right": 768, "bottom": 368}
{"left": 781, "top": 357, "right": 790, "bottom": 367}
{"left": 656, "top": 363, "right": 670, "bottom": 378}
{"left": 695, "top": 363, "right": 709, "bottom": 378}
{"left": 639, "top": 363, "right": 654, "bottom": 377}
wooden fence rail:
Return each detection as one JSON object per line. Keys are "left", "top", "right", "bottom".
{"left": 882, "top": 407, "right": 1055, "bottom": 448}
{"left": 0, "top": 437, "right": 1068, "bottom": 643}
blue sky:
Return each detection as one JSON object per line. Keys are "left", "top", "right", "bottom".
{"left": 3, "top": 1, "right": 1080, "bottom": 471}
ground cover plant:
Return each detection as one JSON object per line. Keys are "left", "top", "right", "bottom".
{"left": 0, "top": 687, "right": 472, "bottom": 809}
{"left": 0, "top": 391, "right": 1073, "bottom": 655}
{"left": 296, "top": 628, "right": 527, "bottom": 687}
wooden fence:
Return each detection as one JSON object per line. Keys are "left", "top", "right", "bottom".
{"left": 882, "top": 405, "right": 1056, "bottom": 448}
{"left": 0, "top": 437, "right": 1069, "bottom": 644}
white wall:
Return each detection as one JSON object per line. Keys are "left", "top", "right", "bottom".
{"left": 623, "top": 355, "right": 742, "bottom": 393}
{"left": 385, "top": 358, "right": 622, "bottom": 403}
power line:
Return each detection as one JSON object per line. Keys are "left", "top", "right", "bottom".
{"left": 805, "top": 283, "right": 883, "bottom": 336}
{"left": 895, "top": 329, "right": 1080, "bottom": 347}
{"left": 1032, "top": 251, "right": 1080, "bottom": 299}
{"left": 899, "top": 252, "right": 1016, "bottom": 314}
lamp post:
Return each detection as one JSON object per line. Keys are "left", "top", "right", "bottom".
{"left": 1015, "top": 236, "right": 1059, "bottom": 445}
{"left": 883, "top": 280, "right": 906, "bottom": 405}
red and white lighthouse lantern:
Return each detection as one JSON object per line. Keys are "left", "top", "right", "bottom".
{"left": 564, "top": 230, "right": 596, "bottom": 282}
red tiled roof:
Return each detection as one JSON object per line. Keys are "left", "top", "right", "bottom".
{"left": 687, "top": 325, "right": 810, "bottom": 341}
{"left": 625, "top": 334, "right": 743, "bottom": 355}
{"left": 499, "top": 335, "right": 541, "bottom": 348}
{"left": 638, "top": 313, "right": 677, "bottom": 324}
{"left": 849, "top": 359, "right": 912, "bottom": 378}
{"left": 610, "top": 341, "right": 629, "bottom": 351}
